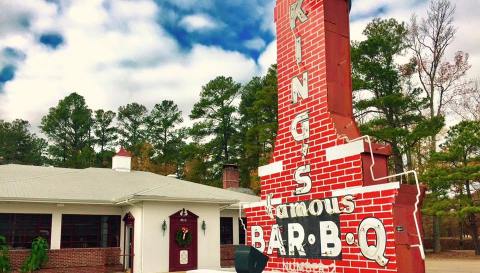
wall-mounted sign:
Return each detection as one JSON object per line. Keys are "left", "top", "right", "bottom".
{"left": 250, "top": 195, "right": 389, "bottom": 266}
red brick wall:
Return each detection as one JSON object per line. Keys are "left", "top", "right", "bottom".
{"left": 223, "top": 165, "right": 240, "bottom": 189}
{"left": 220, "top": 245, "right": 236, "bottom": 268}
{"left": 243, "top": 1, "right": 413, "bottom": 273}
{"left": 9, "top": 248, "right": 122, "bottom": 273}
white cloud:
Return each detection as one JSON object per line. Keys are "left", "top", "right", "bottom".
{"left": 259, "top": 0, "right": 276, "bottom": 35}
{"left": 244, "top": 37, "right": 266, "bottom": 50}
{"left": 351, "top": 0, "right": 415, "bottom": 16}
{"left": 0, "top": 0, "right": 259, "bottom": 133}
{"left": 179, "top": 13, "right": 219, "bottom": 32}
{"left": 0, "top": 0, "right": 56, "bottom": 35}
{"left": 1, "top": 0, "right": 479, "bottom": 135}
{"left": 350, "top": 0, "right": 480, "bottom": 80}
{"left": 258, "top": 40, "right": 276, "bottom": 75}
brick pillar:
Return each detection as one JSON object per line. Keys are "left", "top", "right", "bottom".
{"left": 242, "top": 1, "right": 424, "bottom": 273}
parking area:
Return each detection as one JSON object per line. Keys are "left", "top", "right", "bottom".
{"left": 426, "top": 258, "right": 480, "bottom": 273}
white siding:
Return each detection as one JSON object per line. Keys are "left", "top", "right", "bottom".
{"left": 0, "top": 201, "right": 233, "bottom": 273}
{"left": 140, "top": 201, "right": 221, "bottom": 273}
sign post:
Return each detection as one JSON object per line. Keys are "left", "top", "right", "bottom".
{"left": 243, "top": 1, "right": 426, "bottom": 273}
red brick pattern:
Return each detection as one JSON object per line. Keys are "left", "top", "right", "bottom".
{"left": 244, "top": 1, "right": 408, "bottom": 273}
{"left": 220, "top": 245, "right": 236, "bottom": 268}
{"left": 9, "top": 248, "right": 121, "bottom": 273}
{"left": 223, "top": 165, "right": 240, "bottom": 189}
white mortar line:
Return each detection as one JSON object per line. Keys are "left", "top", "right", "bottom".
{"left": 331, "top": 182, "right": 400, "bottom": 197}
{"left": 258, "top": 161, "right": 283, "bottom": 177}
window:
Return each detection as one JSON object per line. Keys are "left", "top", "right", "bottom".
{"left": 220, "top": 217, "right": 233, "bottom": 245}
{"left": 0, "top": 213, "right": 52, "bottom": 249}
{"left": 61, "top": 215, "right": 121, "bottom": 248}
{"left": 239, "top": 218, "right": 247, "bottom": 245}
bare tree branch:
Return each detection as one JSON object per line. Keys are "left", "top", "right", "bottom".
{"left": 408, "top": 0, "right": 470, "bottom": 150}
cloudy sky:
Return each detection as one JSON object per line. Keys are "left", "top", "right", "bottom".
{"left": 0, "top": 0, "right": 479, "bottom": 131}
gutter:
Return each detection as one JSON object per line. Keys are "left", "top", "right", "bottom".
{"left": 0, "top": 196, "right": 244, "bottom": 207}
{"left": 0, "top": 197, "right": 115, "bottom": 205}
{"left": 114, "top": 195, "right": 240, "bottom": 206}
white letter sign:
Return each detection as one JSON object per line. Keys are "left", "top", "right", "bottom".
{"left": 291, "top": 72, "right": 309, "bottom": 104}
{"left": 294, "top": 165, "right": 312, "bottom": 195}
{"left": 290, "top": 111, "right": 309, "bottom": 141}
{"left": 320, "top": 221, "right": 342, "bottom": 257}
{"left": 290, "top": 0, "right": 308, "bottom": 30}
{"left": 267, "top": 224, "right": 286, "bottom": 255}
{"left": 358, "top": 218, "right": 389, "bottom": 266}
{"left": 251, "top": 226, "right": 266, "bottom": 252}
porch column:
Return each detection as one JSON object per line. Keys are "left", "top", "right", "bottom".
{"left": 50, "top": 211, "right": 62, "bottom": 249}
{"left": 232, "top": 216, "right": 239, "bottom": 245}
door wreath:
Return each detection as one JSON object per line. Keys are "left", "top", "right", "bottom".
{"left": 176, "top": 227, "right": 192, "bottom": 248}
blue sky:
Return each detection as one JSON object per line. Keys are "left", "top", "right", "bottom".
{"left": 152, "top": 0, "right": 276, "bottom": 60}
{"left": 0, "top": 0, "right": 478, "bottom": 130}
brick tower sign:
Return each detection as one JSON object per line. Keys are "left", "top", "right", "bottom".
{"left": 242, "top": 1, "right": 426, "bottom": 273}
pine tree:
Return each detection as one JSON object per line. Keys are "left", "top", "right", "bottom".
{"left": 146, "top": 100, "right": 184, "bottom": 174}
{"left": 238, "top": 65, "right": 278, "bottom": 188}
{"left": 0, "top": 119, "right": 46, "bottom": 165}
{"left": 189, "top": 76, "right": 241, "bottom": 185}
{"left": 93, "top": 109, "right": 117, "bottom": 167}
{"left": 423, "top": 121, "right": 480, "bottom": 255}
{"left": 117, "top": 103, "right": 148, "bottom": 153}
{"left": 40, "top": 93, "right": 94, "bottom": 168}
{"left": 351, "top": 18, "right": 443, "bottom": 175}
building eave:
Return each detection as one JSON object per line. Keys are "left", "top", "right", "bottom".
{"left": 115, "top": 195, "right": 240, "bottom": 206}
{"left": 0, "top": 196, "right": 252, "bottom": 207}
{"left": 0, "top": 197, "right": 116, "bottom": 205}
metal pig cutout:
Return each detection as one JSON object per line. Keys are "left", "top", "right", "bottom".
{"left": 242, "top": 1, "right": 426, "bottom": 273}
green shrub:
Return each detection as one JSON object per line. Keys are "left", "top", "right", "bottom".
{"left": 20, "top": 237, "right": 49, "bottom": 273}
{"left": 0, "top": 236, "right": 11, "bottom": 273}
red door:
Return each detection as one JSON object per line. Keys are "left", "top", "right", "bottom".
{"left": 123, "top": 213, "right": 135, "bottom": 272}
{"left": 169, "top": 209, "right": 198, "bottom": 272}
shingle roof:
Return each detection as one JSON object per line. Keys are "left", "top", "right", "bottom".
{"left": 0, "top": 164, "right": 259, "bottom": 205}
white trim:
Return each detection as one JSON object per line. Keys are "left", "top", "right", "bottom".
{"left": 50, "top": 211, "right": 62, "bottom": 249}
{"left": 325, "top": 140, "right": 364, "bottom": 161}
{"left": 188, "top": 269, "right": 283, "bottom": 273}
{"left": 258, "top": 161, "right": 283, "bottom": 177}
{"left": 331, "top": 182, "right": 400, "bottom": 197}
{"left": 242, "top": 198, "right": 282, "bottom": 209}
{"left": 0, "top": 198, "right": 115, "bottom": 205}
{"left": 188, "top": 270, "right": 234, "bottom": 273}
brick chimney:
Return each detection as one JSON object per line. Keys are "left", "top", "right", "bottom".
{"left": 112, "top": 148, "right": 132, "bottom": 172}
{"left": 222, "top": 164, "right": 240, "bottom": 189}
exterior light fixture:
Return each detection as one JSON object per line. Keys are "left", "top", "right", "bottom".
{"left": 162, "top": 220, "right": 167, "bottom": 236}
{"left": 201, "top": 220, "right": 206, "bottom": 235}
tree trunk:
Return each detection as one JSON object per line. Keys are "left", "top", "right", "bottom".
{"left": 468, "top": 213, "right": 480, "bottom": 255}
{"left": 433, "top": 215, "right": 442, "bottom": 253}
{"left": 459, "top": 220, "right": 464, "bottom": 248}
{"left": 406, "top": 150, "right": 415, "bottom": 184}
{"left": 430, "top": 135, "right": 437, "bottom": 155}
{"left": 224, "top": 137, "right": 229, "bottom": 162}
{"left": 391, "top": 143, "right": 404, "bottom": 175}
{"left": 465, "top": 180, "right": 480, "bottom": 255}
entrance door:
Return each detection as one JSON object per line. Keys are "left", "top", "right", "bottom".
{"left": 123, "top": 213, "right": 135, "bottom": 272}
{"left": 169, "top": 209, "right": 198, "bottom": 272}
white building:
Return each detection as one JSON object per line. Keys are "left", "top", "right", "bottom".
{"left": 0, "top": 150, "right": 259, "bottom": 273}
